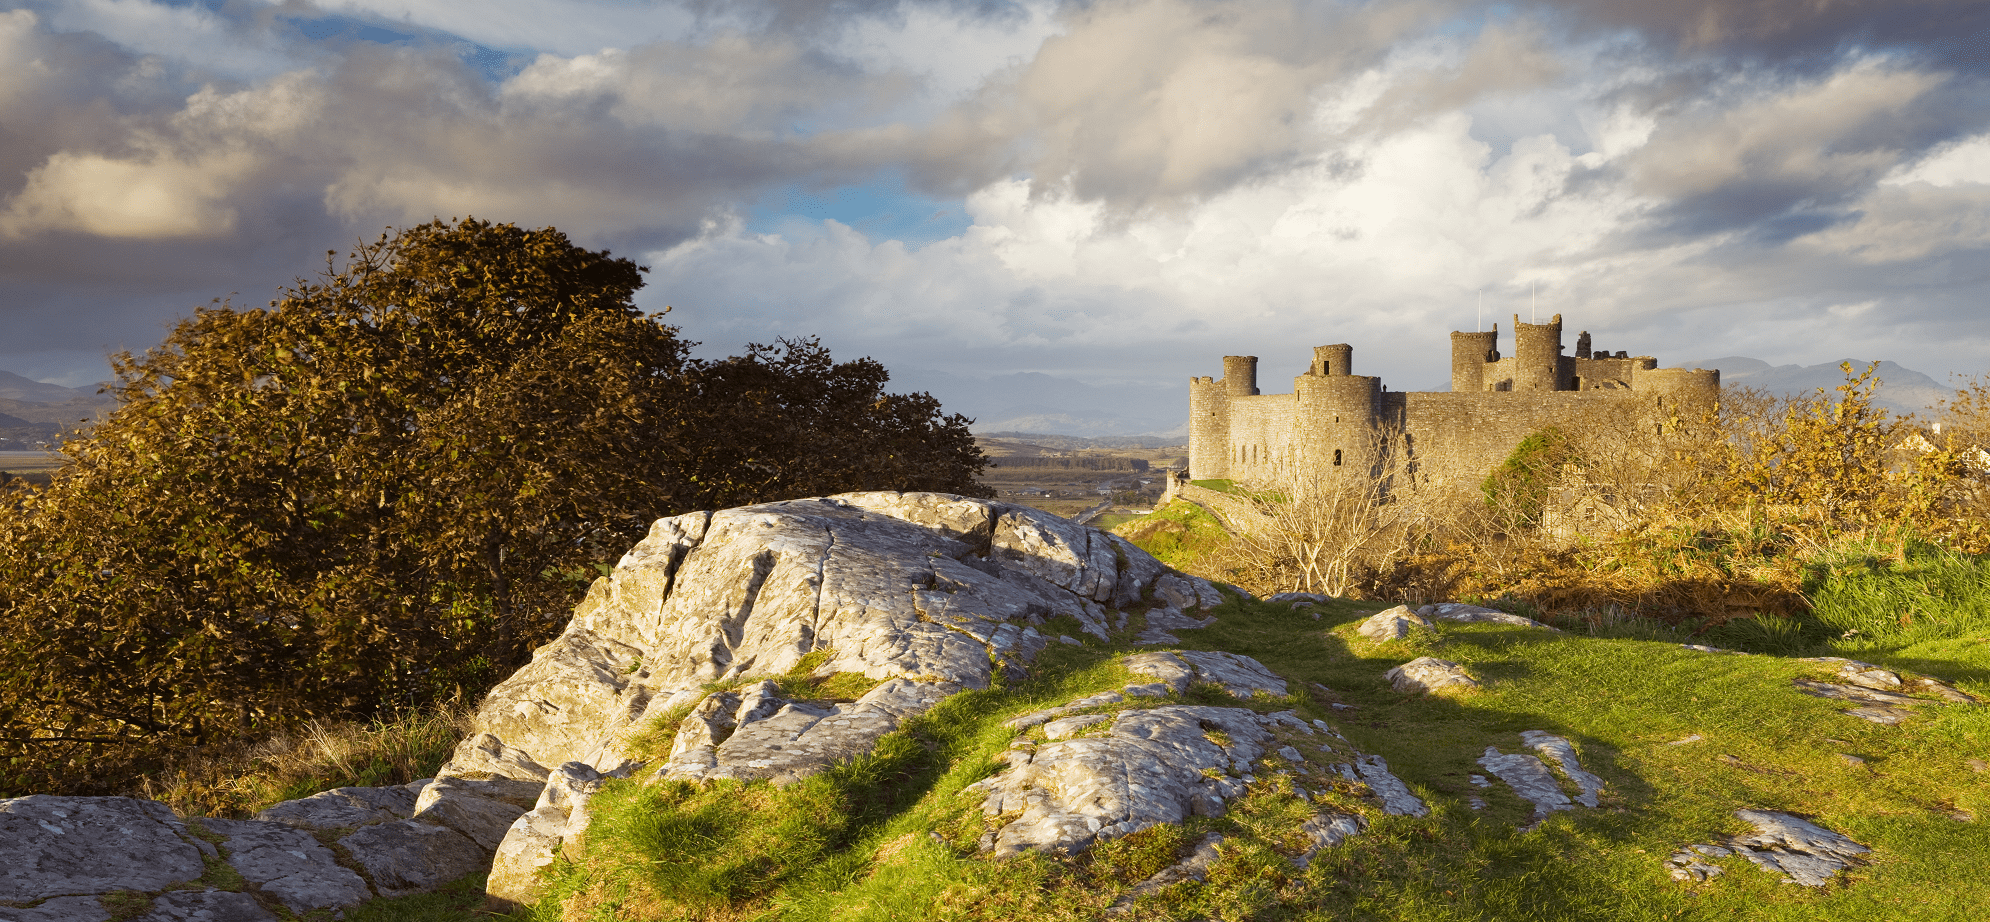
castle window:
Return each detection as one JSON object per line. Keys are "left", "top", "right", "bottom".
{"left": 1333, "top": 449, "right": 1343, "bottom": 466}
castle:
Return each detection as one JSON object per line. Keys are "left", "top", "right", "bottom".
{"left": 1187, "top": 314, "right": 1720, "bottom": 487}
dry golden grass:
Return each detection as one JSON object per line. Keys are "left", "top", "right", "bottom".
{"left": 136, "top": 703, "right": 472, "bottom": 818}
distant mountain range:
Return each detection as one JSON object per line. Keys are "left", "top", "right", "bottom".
{"left": 0, "top": 370, "right": 117, "bottom": 447}
{"left": 1672, "top": 357, "right": 1951, "bottom": 416}
{"left": 889, "top": 369, "right": 1188, "bottom": 439}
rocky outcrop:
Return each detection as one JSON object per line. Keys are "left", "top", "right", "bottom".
{"left": 967, "top": 652, "right": 1424, "bottom": 860}
{"left": 1, "top": 492, "right": 1223, "bottom": 915}
{"left": 455, "top": 493, "right": 1220, "bottom": 905}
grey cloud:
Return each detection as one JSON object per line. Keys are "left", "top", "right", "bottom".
{"left": 889, "top": 0, "right": 1455, "bottom": 209}
{"left": 1537, "top": 0, "right": 1990, "bottom": 73}
{"left": 1624, "top": 63, "right": 1986, "bottom": 238}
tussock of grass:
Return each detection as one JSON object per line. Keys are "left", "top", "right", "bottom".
{"left": 136, "top": 705, "right": 470, "bottom": 819}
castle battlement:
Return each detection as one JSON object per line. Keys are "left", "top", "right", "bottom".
{"left": 1189, "top": 315, "right": 1718, "bottom": 486}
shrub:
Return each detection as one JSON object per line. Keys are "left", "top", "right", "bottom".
{"left": 0, "top": 219, "right": 986, "bottom": 796}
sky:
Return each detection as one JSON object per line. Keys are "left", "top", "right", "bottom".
{"left": 1, "top": 0, "right": 1987, "bottom": 431}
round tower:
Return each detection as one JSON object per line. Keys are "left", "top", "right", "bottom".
{"left": 1188, "top": 375, "right": 1231, "bottom": 480}
{"left": 1631, "top": 366, "right": 1721, "bottom": 429}
{"left": 1294, "top": 373, "right": 1382, "bottom": 474}
{"left": 1513, "top": 313, "right": 1564, "bottom": 392}
{"left": 1313, "top": 344, "right": 1353, "bottom": 377}
{"left": 1222, "top": 356, "right": 1260, "bottom": 396}
{"left": 1450, "top": 330, "right": 1499, "bottom": 392}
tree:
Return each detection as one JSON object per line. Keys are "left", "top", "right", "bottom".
{"left": 1229, "top": 427, "right": 1419, "bottom": 598}
{"left": 0, "top": 219, "right": 986, "bottom": 795}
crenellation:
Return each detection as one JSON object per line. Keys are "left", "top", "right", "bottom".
{"left": 1188, "top": 318, "right": 1718, "bottom": 486}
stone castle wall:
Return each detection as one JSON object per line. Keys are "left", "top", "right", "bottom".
{"left": 1188, "top": 315, "right": 1718, "bottom": 491}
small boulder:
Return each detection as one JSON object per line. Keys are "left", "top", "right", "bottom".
{"left": 1383, "top": 657, "right": 1479, "bottom": 694}
{"left": 1355, "top": 606, "right": 1435, "bottom": 642}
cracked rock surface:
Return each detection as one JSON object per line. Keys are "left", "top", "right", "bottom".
{"left": 1667, "top": 810, "right": 1869, "bottom": 886}
{"left": 970, "top": 653, "right": 1415, "bottom": 861}
{"left": 3, "top": 493, "right": 1222, "bottom": 914}
{"left": 464, "top": 493, "right": 1216, "bottom": 899}
{"left": 1477, "top": 732, "right": 1604, "bottom": 829}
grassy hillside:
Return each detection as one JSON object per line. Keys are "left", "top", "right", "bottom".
{"left": 482, "top": 588, "right": 1987, "bottom": 922}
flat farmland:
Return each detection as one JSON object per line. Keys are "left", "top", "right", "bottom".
{"left": 0, "top": 450, "right": 63, "bottom": 487}
{"left": 974, "top": 435, "right": 1187, "bottom": 521}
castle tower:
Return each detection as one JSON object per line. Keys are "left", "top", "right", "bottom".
{"left": 1450, "top": 329, "right": 1499, "bottom": 392}
{"left": 1631, "top": 366, "right": 1721, "bottom": 430}
{"left": 1575, "top": 331, "right": 1592, "bottom": 360}
{"left": 1313, "top": 344, "right": 1353, "bottom": 377}
{"left": 1294, "top": 372, "right": 1382, "bottom": 474}
{"left": 1513, "top": 313, "right": 1564, "bottom": 392}
{"left": 1188, "top": 375, "right": 1230, "bottom": 480}
{"left": 1222, "top": 356, "right": 1260, "bottom": 396}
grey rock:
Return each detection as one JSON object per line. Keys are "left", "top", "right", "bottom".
{"left": 1134, "top": 606, "right": 1219, "bottom": 645}
{"left": 1728, "top": 810, "right": 1870, "bottom": 887}
{"left": 1910, "top": 676, "right": 1978, "bottom": 703}
{"left": 1519, "top": 731, "right": 1603, "bottom": 808}
{"left": 1664, "top": 812, "right": 1867, "bottom": 887}
{"left": 1043, "top": 714, "right": 1113, "bottom": 739}
{"left": 1792, "top": 679, "right": 1922, "bottom": 707}
{"left": 1108, "top": 833, "right": 1226, "bottom": 912}
{"left": 1419, "top": 603, "right": 1556, "bottom": 630}
{"left": 338, "top": 819, "right": 487, "bottom": 898}
{"left": 130, "top": 891, "right": 273, "bottom": 922}
{"left": 201, "top": 819, "right": 371, "bottom": 912}
{"left": 0, "top": 896, "right": 112, "bottom": 922}
{"left": 1122, "top": 682, "right": 1171, "bottom": 698}
{"left": 1384, "top": 657, "right": 1479, "bottom": 694}
{"left": 409, "top": 774, "right": 541, "bottom": 852}
{"left": 1266, "top": 592, "right": 1330, "bottom": 605}
{"left": 666, "top": 679, "right": 957, "bottom": 786}
{"left": 445, "top": 492, "right": 1217, "bottom": 816}
{"left": 1353, "top": 754, "right": 1428, "bottom": 816}
{"left": 1176, "top": 651, "right": 1288, "bottom": 698}
{"left": 0, "top": 796, "right": 205, "bottom": 900}
{"left": 1835, "top": 663, "right": 1904, "bottom": 691}
{"left": 1477, "top": 748, "right": 1571, "bottom": 828}
{"left": 254, "top": 784, "right": 417, "bottom": 832}
{"left": 969, "top": 705, "right": 1280, "bottom": 857}
{"left": 1003, "top": 691, "right": 1126, "bottom": 730}
{"left": 1355, "top": 606, "right": 1435, "bottom": 642}
{"left": 487, "top": 762, "right": 603, "bottom": 908}
{"left": 1292, "top": 814, "right": 1364, "bottom": 867}
{"left": 1122, "top": 652, "right": 1195, "bottom": 694}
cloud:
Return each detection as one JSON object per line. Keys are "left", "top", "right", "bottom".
{"left": 0, "top": 0, "right": 1986, "bottom": 399}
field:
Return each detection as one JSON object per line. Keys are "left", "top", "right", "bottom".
{"left": 0, "top": 450, "right": 64, "bottom": 488}
{"left": 975, "top": 435, "right": 1187, "bottom": 520}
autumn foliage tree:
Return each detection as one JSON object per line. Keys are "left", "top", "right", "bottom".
{"left": 0, "top": 219, "right": 986, "bottom": 794}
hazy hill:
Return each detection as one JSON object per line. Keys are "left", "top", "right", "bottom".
{"left": 892, "top": 368, "right": 1187, "bottom": 438}
{"left": 1675, "top": 356, "right": 1951, "bottom": 416}
{"left": 0, "top": 370, "right": 117, "bottom": 445}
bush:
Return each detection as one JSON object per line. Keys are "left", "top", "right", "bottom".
{"left": 0, "top": 219, "right": 987, "bottom": 796}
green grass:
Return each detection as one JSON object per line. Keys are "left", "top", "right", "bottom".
{"left": 1112, "top": 499, "right": 1233, "bottom": 571}
{"left": 1805, "top": 538, "right": 1990, "bottom": 646}
{"left": 507, "top": 588, "right": 1990, "bottom": 921}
